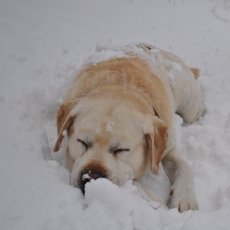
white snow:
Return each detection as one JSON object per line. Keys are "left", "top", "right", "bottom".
{"left": 105, "top": 120, "right": 116, "bottom": 132}
{"left": 1, "top": 0, "right": 230, "bottom": 229}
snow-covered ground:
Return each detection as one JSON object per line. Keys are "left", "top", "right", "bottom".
{"left": 1, "top": 0, "right": 230, "bottom": 229}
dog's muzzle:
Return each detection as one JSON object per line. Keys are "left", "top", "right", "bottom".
{"left": 78, "top": 168, "right": 107, "bottom": 194}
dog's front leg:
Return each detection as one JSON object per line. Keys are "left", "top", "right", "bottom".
{"left": 162, "top": 147, "right": 198, "bottom": 212}
{"left": 134, "top": 180, "right": 166, "bottom": 208}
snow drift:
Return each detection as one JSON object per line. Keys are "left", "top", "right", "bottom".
{"left": 1, "top": 0, "right": 230, "bottom": 229}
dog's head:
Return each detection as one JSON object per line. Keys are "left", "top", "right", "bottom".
{"left": 53, "top": 88, "right": 168, "bottom": 194}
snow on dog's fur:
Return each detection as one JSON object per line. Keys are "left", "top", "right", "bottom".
{"left": 53, "top": 44, "right": 205, "bottom": 212}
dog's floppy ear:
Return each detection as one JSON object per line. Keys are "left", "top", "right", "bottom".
{"left": 145, "top": 116, "right": 168, "bottom": 174}
{"left": 53, "top": 103, "right": 77, "bottom": 152}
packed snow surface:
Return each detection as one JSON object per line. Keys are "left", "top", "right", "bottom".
{"left": 1, "top": 0, "right": 230, "bottom": 229}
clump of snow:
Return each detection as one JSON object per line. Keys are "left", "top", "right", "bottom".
{"left": 82, "top": 173, "right": 91, "bottom": 181}
{"left": 105, "top": 120, "right": 115, "bottom": 132}
{"left": 171, "top": 61, "right": 183, "bottom": 72}
{"left": 83, "top": 179, "right": 161, "bottom": 230}
{"left": 85, "top": 48, "right": 127, "bottom": 66}
{"left": 1, "top": 0, "right": 230, "bottom": 230}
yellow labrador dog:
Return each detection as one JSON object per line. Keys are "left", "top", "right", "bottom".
{"left": 53, "top": 44, "right": 205, "bottom": 212}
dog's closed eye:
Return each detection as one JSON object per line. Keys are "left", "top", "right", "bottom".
{"left": 77, "top": 139, "right": 92, "bottom": 150}
{"left": 109, "top": 146, "right": 130, "bottom": 155}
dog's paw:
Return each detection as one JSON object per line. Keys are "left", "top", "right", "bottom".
{"left": 168, "top": 186, "right": 199, "bottom": 212}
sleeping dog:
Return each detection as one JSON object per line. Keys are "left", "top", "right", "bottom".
{"left": 53, "top": 44, "right": 205, "bottom": 212}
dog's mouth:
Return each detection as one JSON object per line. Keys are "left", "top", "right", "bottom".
{"left": 78, "top": 168, "right": 108, "bottom": 195}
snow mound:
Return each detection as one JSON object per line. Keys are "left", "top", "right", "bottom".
{"left": 83, "top": 179, "right": 161, "bottom": 230}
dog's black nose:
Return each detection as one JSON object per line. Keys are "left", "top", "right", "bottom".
{"left": 79, "top": 170, "right": 106, "bottom": 195}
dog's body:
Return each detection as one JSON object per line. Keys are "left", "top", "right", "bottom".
{"left": 53, "top": 44, "right": 205, "bottom": 212}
